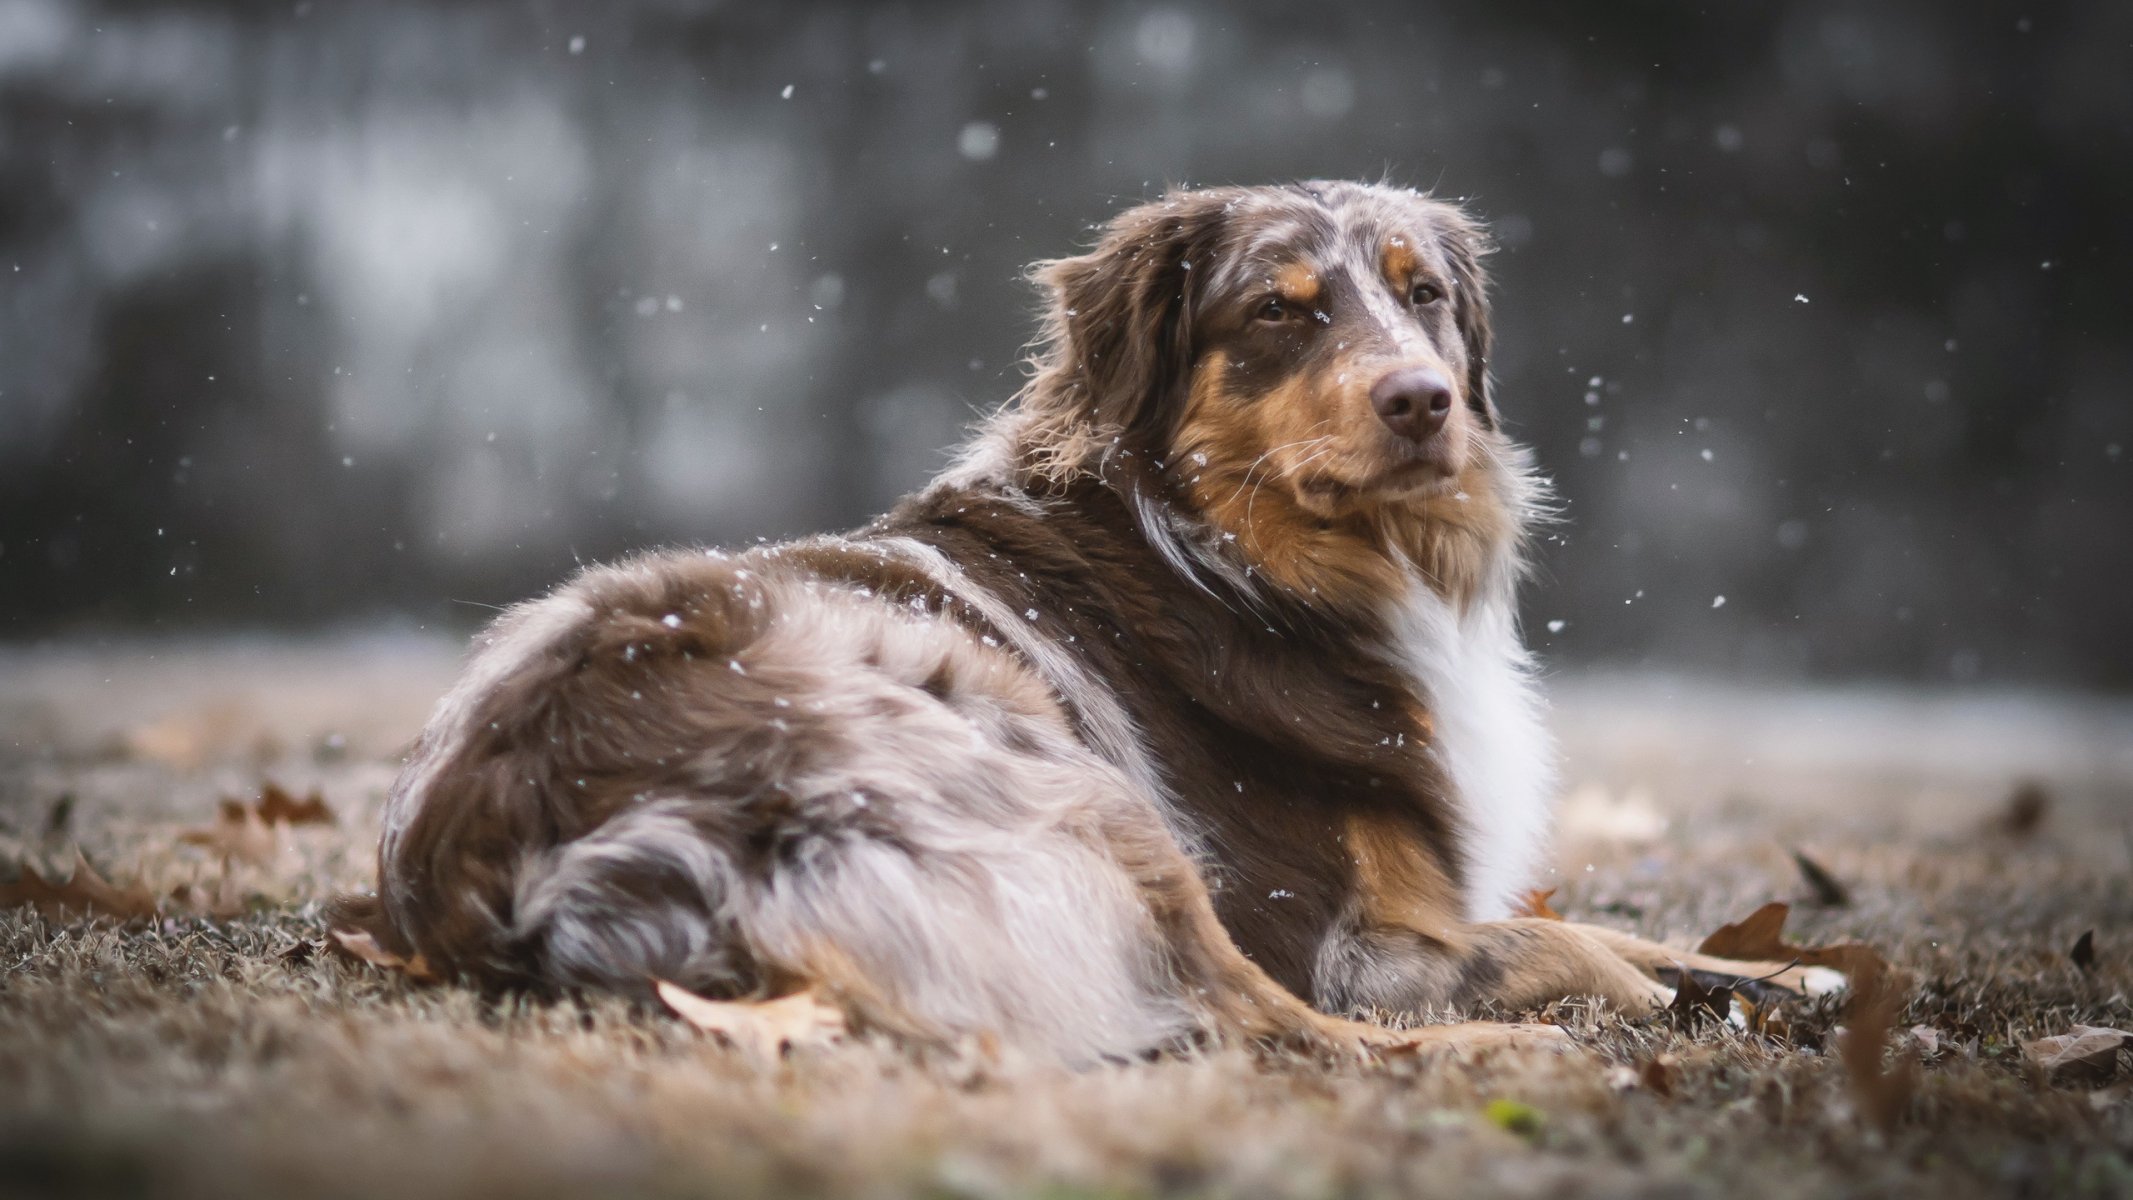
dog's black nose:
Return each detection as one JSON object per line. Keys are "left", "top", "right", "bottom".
{"left": 1369, "top": 366, "right": 1455, "bottom": 442}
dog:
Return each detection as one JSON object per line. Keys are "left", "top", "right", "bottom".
{"left": 332, "top": 181, "right": 1839, "bottom": 1065}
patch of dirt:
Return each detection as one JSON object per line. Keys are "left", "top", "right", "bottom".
{"left": 3, "top": 638, "right": 2131, "bottom": 1199}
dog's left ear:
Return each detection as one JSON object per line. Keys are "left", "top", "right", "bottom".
{"left": 1032, "top": 190, "right": 1231, "bottom": 446}
{"left": 1434, "top": 206, "right": 1500, "bottom": 430}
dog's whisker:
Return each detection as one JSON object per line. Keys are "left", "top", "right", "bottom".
{"left": 1221, "top": 425, "right": 1335, "bottom": 509}
{"left": 1282, "top": 441, "right": 1341, "bottom": 484}
{"left": 1237, "top": 435, "right": 1336, "bottom": 540}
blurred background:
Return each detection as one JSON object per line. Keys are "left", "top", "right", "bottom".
{"left": 2, "top": 0, "right": 2127, "bottom": 686}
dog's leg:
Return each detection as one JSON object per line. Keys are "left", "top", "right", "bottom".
{"left": 1325, "top": 917, "right": 1677, "bottom": 1017}
{"left": 1092, "top": 806, "right": 1567, "bottom": 1058}
{"left": 1160, "top": 884, "right": 1575, "bottom": 1059}
{"left": 1451, "top": 919, "right": 1685, "bottom": 1012}
{"left": 1323, "top": 812, "right": 1675, "bottom": 1018}
{"left": 1325, "top": 916, "right": 1859, "bottom": 1021}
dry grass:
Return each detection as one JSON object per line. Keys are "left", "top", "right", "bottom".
{"left": 3, "top": 636, "right": 2132, "bottom": 1199}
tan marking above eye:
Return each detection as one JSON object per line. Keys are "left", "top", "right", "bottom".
{"left": 1274, "top": 262, "right": 1321, "bottom": 307}
{"left": 1380, "top": 237, "right": 1419, "bottom": 290}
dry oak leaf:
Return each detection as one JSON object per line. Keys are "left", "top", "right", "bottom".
{"left": 253, "top": 782, "right": 335, "bottom": 826}
{"left": 656, "top": 980, "right": 847, "bottom": 1059}
{"left": 2023, "top": 1025, "right": 2132, "bottom": 1086}
{"left": 178, "top": 782, "right": 337, "bottom": 865}
{"left": 1516, "top": 887, "right": 1565, "bottom": 921}
{"left": 1667, "top": 969, "right": 1735, "bottom": 1028}
{"left": 0, "top": 851, "right": 158, "bottom": 921}
{"left": 1696, "top": 901, "right": 1888, "bottom": 986}
{"left": 179, "top": 804, "right": 278, "bottom": 866}
{"left": 329, "top": 928, "right": 439, "bottom": 983}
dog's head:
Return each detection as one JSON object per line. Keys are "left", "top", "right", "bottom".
{"left": 1023, "top": 181, "right": 1529, "bottom": 609}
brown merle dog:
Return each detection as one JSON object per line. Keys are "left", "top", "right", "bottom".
{"left": 332, "top": 181, "right": 1840, "bottom": 1064}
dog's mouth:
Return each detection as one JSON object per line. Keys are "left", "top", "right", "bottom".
{"left": 1292, "top": 446, "right": 1462, "bottom": 512}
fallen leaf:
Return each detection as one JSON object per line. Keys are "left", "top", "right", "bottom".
{"left": 1668, "top": 970, "right": 1734, "bottom": 1027}
{"left": 254, "top": 782, "right": 335, "bottom": 826}
{"left": 1789, "top": 848, "right": 1851, "bottom": 908}
{"left": 1837, "top": 965, "right": 1916, "bottom": 1135}
{"left": 1696, "top": 901, "right": 1888, "bottom": 985}
{"left": 1748, "top": 997, "right": 1793, "bottom": 1041}
{"left": 655, "top": 980, "right": 846, "bottom": 1059}
{"left": 2071, "top": 930, "right": 2096, "bottom": 971}
{"left": 0, "top": 851, "right": 158, "bottom": 921}
{"left": 177, "top": 782, "right": 335, "bottom": 865}
{"left": 1517, "top": 888, "right": 1564, "bottom": 921}
{"left": 2023, "top": 1026, "right": 2132, "bottom": 1086}
{"left": 179, "top": 803, "right": 279, "bottom": 866}
{"left": 1993, "top": 781, "right": 2050, "bottom": 838}
{"left": 1698, "top": 902, "right": 1791, "bottom": 957}
{"left": 329, "top": 928, "right": 438, "bottom": 982}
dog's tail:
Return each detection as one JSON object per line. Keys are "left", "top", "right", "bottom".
{"left": 328, "top": 551, "right": 775, "bottom": 1001}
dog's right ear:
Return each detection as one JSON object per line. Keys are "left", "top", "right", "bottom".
{"left": 1031, "top": 191, "right": 1231, "bottom": 446}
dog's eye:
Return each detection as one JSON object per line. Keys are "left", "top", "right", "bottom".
{"left": 1254, "top": 295, "right": 1292, "bottom": 323}
{"left": 1409, "top": 282, "right": 1444, "bottom": 307}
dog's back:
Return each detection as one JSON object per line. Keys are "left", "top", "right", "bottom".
{"left": 343, "top": 539, "right": 1242, "bottom": 1062}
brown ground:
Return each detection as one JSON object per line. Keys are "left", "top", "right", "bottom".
{"left": 2, "top": 634, "right": 2130, "bottom": 1200}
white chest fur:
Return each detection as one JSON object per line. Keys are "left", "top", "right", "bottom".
{"left": 1382, "top": 584, "right": 1557, "bottom": 922}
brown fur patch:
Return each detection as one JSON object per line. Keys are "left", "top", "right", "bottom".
{"left": 1274, "top": 262, "right": 1322, "bottom": 308}
{"left": 1341, "top": 810, "right": 1464, "bottom": 947}
{"left": 1379, "top": 236, "right": 1418, "bottom": 289}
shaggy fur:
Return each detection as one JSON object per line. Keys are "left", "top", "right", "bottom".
{"left": 333, "top": 181, "right": 1829, "bottom": 1064}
